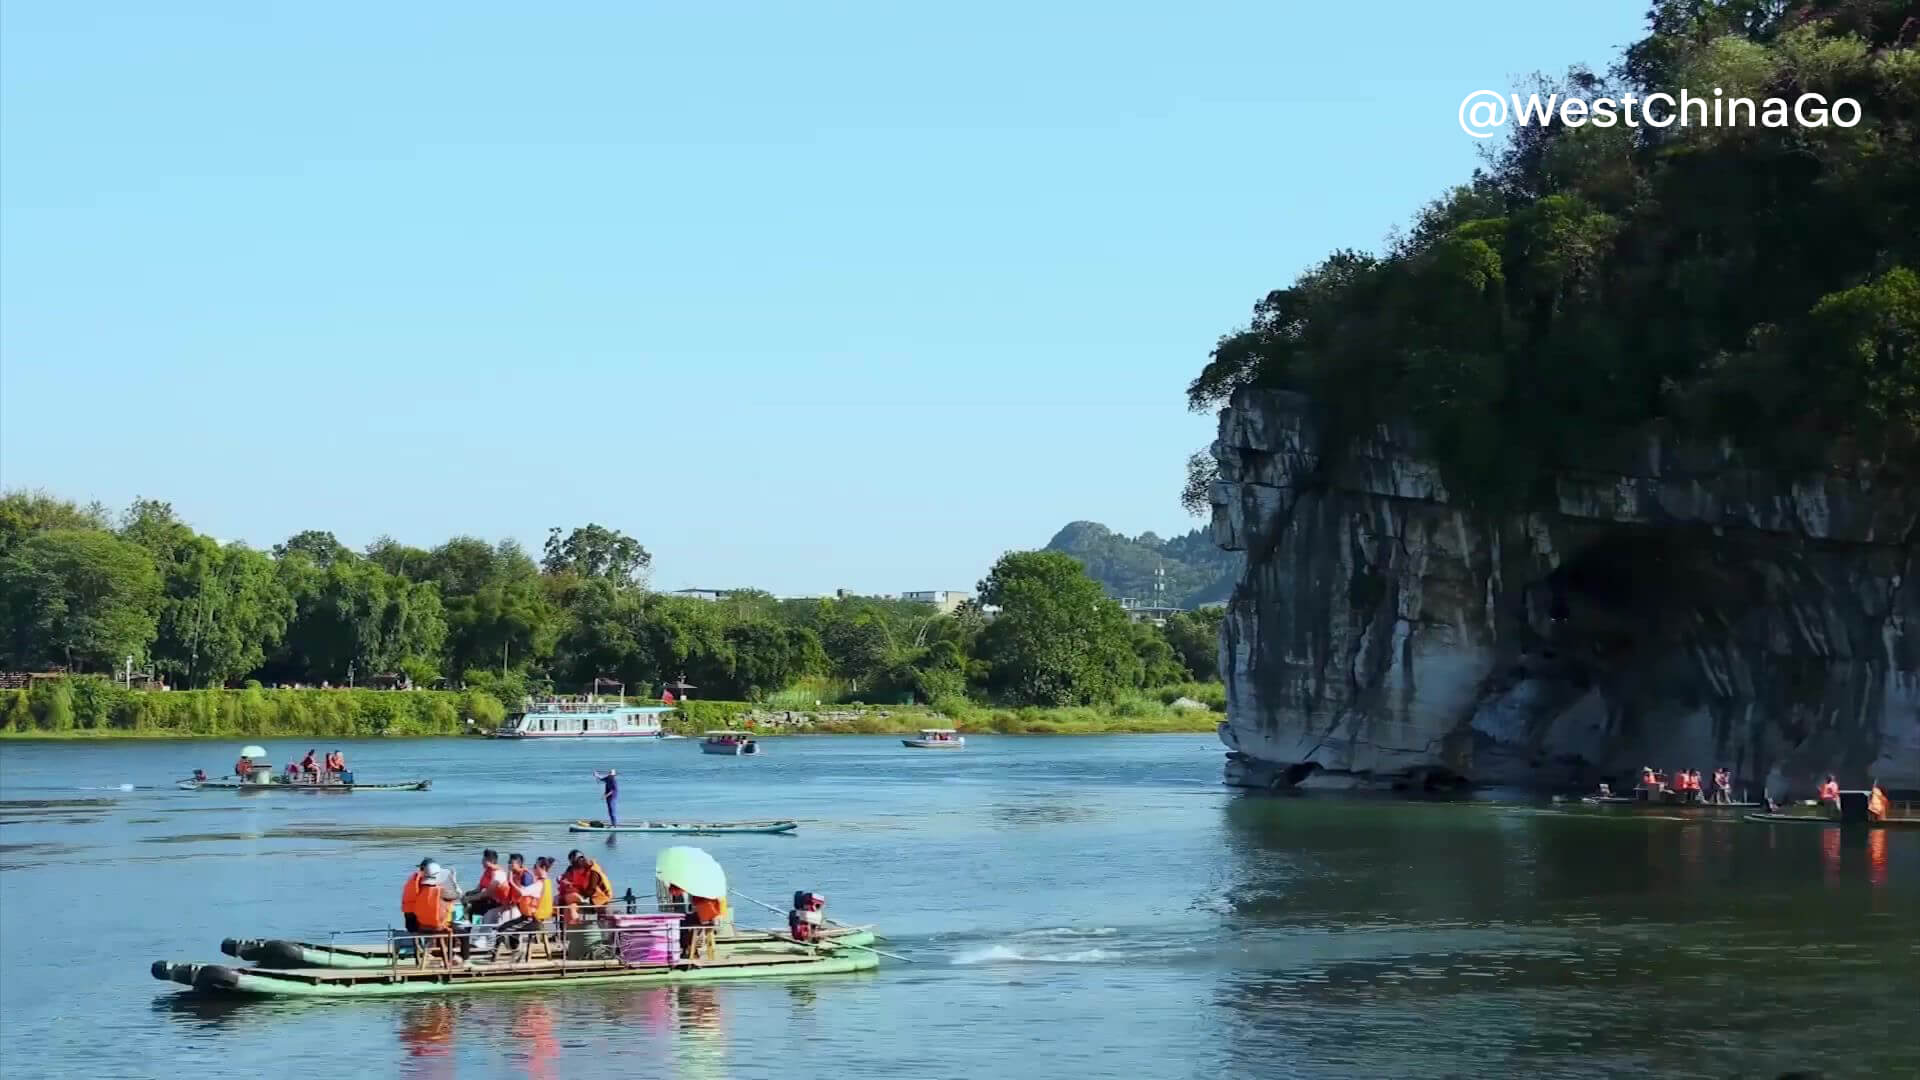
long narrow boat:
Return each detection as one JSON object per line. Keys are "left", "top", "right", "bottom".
{"left": 1742, "top": 813, "right": 1920, "bottom": 830}
{"left": 219, "top": 923, "right": 877, "bottom": 970}
{"left": 176, "top": 777, "right": 430, "bottom": 792}
{"left": 567, "top": 818, "right": 797, "bottom": 835}
{"left": 1580, "top": 796, "right": 1762, "bottom": 809}
{"left": 154, "top": 940, "right": 878, "bottom": 997}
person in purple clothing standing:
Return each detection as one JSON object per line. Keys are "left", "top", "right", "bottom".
{"left": 593, "top": 768, "right": 618, "bottom": 826}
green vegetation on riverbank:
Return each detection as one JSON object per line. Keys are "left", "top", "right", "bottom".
{"left": 0, "top": 679, "right": 1225, "bottom": 738}
{"left": 2, "top": 494, "right": 1227, "bottom": 723}
{"left": 1185, "top": 1, "right": 1919, "bottom": 509}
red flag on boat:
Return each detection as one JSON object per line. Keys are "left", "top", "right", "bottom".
{"left": 662, "top": 690, "right": 676, "bottom": 704}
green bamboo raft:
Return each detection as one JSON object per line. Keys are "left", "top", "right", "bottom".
{"left": 219, "top": 925, "right": 879, "bottom": 970}
{"left": 154, "top": 939, "right": 879, "bottom": 997}
{"left": 1742, "top": 813, "right": 1920, "bottom": 830}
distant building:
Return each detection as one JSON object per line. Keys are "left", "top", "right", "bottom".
{"left": 668, "top": 588, "right": 731, "bottom": 602}
{"left": 903, "top": 589, "right": 972, "bottom": 614}
{"left": 1117, "top": 596, "right": 1185, "bottom": 626}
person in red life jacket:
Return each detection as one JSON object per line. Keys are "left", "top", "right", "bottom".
{"left": 1818, "top": 775, "right": 1841, "bottom": 808}
{"left": 234, "top": 755, "right": 252, "bottom": 780}
{"left": 299, "top": 749, "right": 318, "bottom": 782}
{"left": 1640, "top": 766, "right": 1657, "bottom": 790}
{"left": 463, "top": 849, "right": 508, "bottom": 917}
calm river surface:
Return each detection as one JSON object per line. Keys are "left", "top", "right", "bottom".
{"left": 2, "top": 735, "right": 1916, "bottom": 1079}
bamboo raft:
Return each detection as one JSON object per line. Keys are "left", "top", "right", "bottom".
{"left": 1742, "top": 813, "right": 1920, "bottom": 830}
{"left": 219, "top": 924, "right": 878, "bottom": 969}
{"left": 176, "top": 777, "right": 430, "bottom": 792}
{"left": 567, "top": 819, "right": 797, "bottom": 835}
{"left": 1580, "top": 796, "right": 1763, "bottom": 809}
{"left": 153, "top": 940, "right": 878, "bottom": 997}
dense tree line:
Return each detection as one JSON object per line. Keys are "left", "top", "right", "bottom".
{"left": 0, "top": 492, "right": 1225, "bottom": 708}
{"left": 1186, "top": 1, "right": 1918, "bottom": 507}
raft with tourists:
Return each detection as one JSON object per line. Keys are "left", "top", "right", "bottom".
{"left": 152, "top": 847, "right": 893, "bottom": 998}
{"left": 1741, "top": 784, "right": 1916, "bottom": 829}
{"left": 177, "top": 746, "right": 429, "bottom": 792}
{"left": 567, "top": 818, "right": 797, "bottom": 835}
{"left": 699, "top": 731, "right": 761, "bottom": 756}
{"left": 901, "top": 728, "right": 964, "bottom": 749}
{"left": 216, "top": 921, "right": 875, "bottom": 970}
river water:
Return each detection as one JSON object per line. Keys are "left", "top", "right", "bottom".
{"left": 1, "top": 735, "right": 1915, "bottom": 1079}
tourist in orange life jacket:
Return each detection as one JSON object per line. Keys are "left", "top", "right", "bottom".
{"left": 559, "top": 850, "right": 613, "bottom": 923}
{"left": 234, "top": 755, "right": 252, "bottom": 780}
{"left": 410, "top": 861, "right": 457, "bottom": 932}
{"left": 401, "top": 858, "right": 433, "bottom": 932}
{"left": 1867, "top": 783, "right": 1889, "bottom": 822}
{"left": 680, "top": 892, "right": 726, "bottom": 958}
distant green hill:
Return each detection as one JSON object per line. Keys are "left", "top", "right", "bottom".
{"left": 1043, "top": 521, "right": 1239, "bottom": 608}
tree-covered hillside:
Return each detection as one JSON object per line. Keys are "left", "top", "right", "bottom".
{"left": 1044, "top": 521, "right": 1240, "bottom": 607}
{"left": 1186, "top": 0, "right": 1918, "bottom": 505}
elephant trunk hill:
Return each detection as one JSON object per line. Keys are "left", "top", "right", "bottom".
{"left": 1207, "top": 388, "right": 1919, "bottom": 795}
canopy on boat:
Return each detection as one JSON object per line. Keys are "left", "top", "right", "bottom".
{"left": 240, "top": 745, "right": 268, "bottom": 759}
{"left": 703, "top": 730, "right": 750, "bottom": 737}
{"left": 655, "top": 846, "right": 726, "bottom": 899}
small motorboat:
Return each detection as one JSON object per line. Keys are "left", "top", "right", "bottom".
{"left": 568, "top": 819, "right": 797, "bottom": 835}
{"left": 699, "top": 731, "right": 761, "bottom": 756}
{"left": 901, "top": 728, "right": 964, "bottom": 749}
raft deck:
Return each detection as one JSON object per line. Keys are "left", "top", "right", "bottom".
{"left": 223, "top": 924, "right": 877, "bottom": 969}
{"left": 156, "top": 942, "right": 878, "bottom": 997}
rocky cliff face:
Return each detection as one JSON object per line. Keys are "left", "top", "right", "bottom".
{"left": 1208, "top": 388, "right": 1919, "bottom": 796}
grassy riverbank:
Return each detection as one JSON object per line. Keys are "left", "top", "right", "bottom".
{"left": 0, "top": 681, "right": 1225, "bottom": 739}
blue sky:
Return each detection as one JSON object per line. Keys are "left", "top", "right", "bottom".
{"left": 1, "top": 3, "right": 1646, "bottom": 594}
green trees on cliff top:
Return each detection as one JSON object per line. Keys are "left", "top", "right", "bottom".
{"left": 0, "top": 491, "right": 1217, "bottom": 709}
{"left": 1187, "top": 0, "right": 1919, "bottom": 505}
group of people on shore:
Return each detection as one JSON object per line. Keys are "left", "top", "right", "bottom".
{"left": 399, "top": 849, "right": 727, "bottom": 962}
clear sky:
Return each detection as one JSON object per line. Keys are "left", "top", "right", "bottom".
{"left": 1, "top": 3, "right": 1646, "bottom": 594}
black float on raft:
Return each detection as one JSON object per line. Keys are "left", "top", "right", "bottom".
{"left": 151, "top": 961, "right": 241, "bottom": 993}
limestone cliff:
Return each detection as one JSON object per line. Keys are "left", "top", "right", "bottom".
{"left": 1208, "top": 388, "right": 1919, "bottom": 796}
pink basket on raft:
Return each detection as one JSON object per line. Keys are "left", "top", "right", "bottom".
{"left": 608, "top": 912, "right": 683, "bottom": 967}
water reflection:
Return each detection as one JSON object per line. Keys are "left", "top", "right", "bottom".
{"left": 511, "top": 1001, "right": 559, "bottom": 1080}
{"left": 398, "top": 1001, "right": 457, "bottom": 1079}
{"left": 1213, "top": 792, "right": 1920, "bottom": 1077}
{"left": 672, "top": 986, "right": 726, "bottom": 1080}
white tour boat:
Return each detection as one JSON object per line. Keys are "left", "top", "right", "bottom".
{"left": 492, "top": 690, "right": 678, "bottom": 740}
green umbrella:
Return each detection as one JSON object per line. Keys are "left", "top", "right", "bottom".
{"left": 654, "top": 846, "right": 727, "bottom": 898}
